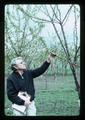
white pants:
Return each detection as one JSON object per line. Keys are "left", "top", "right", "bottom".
{"left": 12, "top": 101, "right": 36, "bottom": 116}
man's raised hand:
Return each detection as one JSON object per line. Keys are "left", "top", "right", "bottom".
{"left": 47, "top": 52, "right": 56, "bottom": 63}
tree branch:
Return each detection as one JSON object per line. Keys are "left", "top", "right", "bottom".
{"left": 74, "top": 46, "right": 80, "bottom": 62}
{"left": 50, "top": 5, "right": 60, "bottom": 23}
{"left": 62, "top": 5, "right": 73, "bottom": 24}
{"left": 18, "top": 6, "right": 57, "bottom": 23}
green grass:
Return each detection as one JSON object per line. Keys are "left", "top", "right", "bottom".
{"left": 5, "top": 95, "right": 13, "bottom": 116}
{"left": 35, "top": 90, "right": 79, "bottom": 116}
{"left": 5, "top": 75, "right": 80, "bottom": 116}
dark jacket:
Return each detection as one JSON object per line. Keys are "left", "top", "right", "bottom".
{"left": 7, "top": 61, "right": 50, "bottom": 105}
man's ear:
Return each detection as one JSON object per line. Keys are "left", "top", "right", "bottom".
{"left": 13, "top": 65, "right": 18, "bottom": 69}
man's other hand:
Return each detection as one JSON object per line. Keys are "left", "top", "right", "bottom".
{"left": 24, "top": 98, "right": 31, "bottom": 107}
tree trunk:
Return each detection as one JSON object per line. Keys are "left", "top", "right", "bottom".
{"left": 64, "top": 64, "right": 67, "bottom": 75}
{"left": 70, "top": 64, "right": 80, "bottom": 98}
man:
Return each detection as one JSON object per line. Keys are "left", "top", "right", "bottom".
{"left": 7, "top": 53, "right": 56, "bottom": 116}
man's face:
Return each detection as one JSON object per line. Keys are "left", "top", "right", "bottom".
{"left": 14, "top": 58, "right": 27, "bottom": 70}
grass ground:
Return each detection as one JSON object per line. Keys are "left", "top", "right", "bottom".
{"left": 5, "top": 75, "right": 80, "bottom": 116}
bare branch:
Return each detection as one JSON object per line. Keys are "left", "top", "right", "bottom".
{"left": 56, "top": 5, "right": 62, "bottom": 21}
{"left": 74, "top": 46, "right": 80, "bottom": 62}
{"left": 50, "top": 5, "right": 60, "bottom": 23}
{"left": 60, "top": 23, "right": 71, "bottom": 61}
{"left": 17, "top": 6, "right": 55, "bottom": 23}
{"left": 62, "top": 5, "right": 74, "bottom": 24}
{"left": 8, "top": 35, "right": 19, "bottom": 56}
{"left": 74, "top": 5, "right": 79, "bottom": 52}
